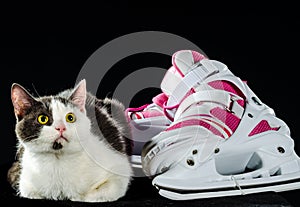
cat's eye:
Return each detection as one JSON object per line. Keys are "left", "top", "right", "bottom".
{"left": 37, "top": 115, "right": 49, "bottom": 125}
{"left": 66, "top": 113, "right": 76, "bottom": 123}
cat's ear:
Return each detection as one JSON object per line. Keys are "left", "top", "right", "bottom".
{"left": 69, "top": 79, "right": 86, "bottom": 113}
{"left": 11, "top": 83, "right": 36, "bottom": 120}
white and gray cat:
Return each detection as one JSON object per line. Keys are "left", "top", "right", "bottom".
{"left": 8, "top": 79, "right": 133, "bottom": 202}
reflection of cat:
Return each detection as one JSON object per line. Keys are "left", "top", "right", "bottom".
{"left": 8, "top": 79, "right": 133, "bottom": 202}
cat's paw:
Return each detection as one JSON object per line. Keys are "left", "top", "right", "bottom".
{"left": 82, "top": 186, "right": 125, "bottom": 202}
{"left": 19, "top": 183, "right": 43, "bottom": 200}
{"left": 83, "top": 195, "right": 119, "bottom": 202}
{"left": 82, "top": 178, "right": 129, "bottom": 202}
{"left": 70, "top": 194, "right": 119, "bottom": 203}
{"left": 20, "top": 192, "right": 43, "bottom": 200}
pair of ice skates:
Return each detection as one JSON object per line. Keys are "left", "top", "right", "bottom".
{"left": 126, "top": 50, "right": 300, "bottom": 200}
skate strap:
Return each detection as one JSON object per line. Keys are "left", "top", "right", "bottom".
{"left": 174, "top": 90, "right": 244, "bottom": 121}
{"left": 160, "top": 67, "right": 182, "bottom": 96}
{"left": 167, "top": 59, "right": 219, "bottom": 108}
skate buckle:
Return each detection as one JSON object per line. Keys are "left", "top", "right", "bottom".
{"left": 225, "top": 96, "right": 244, "bottom": 118}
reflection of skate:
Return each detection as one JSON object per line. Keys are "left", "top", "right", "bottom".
{"left": 140, "top": 50, "right": 300, "bottom": 200}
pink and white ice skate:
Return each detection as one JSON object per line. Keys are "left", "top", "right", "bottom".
{"left": 141, "top": 50, "right": 300, "bottom": 200}
{"left": 127, "top": 51, "right": 207, "bottom": 175}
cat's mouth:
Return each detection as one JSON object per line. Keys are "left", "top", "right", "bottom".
{"left": 52, "top": 136, "right": 69, "bottom": 150}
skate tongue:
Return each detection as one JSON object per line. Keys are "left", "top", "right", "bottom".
{"left": 161, "top": 50, "right": 220, "bottom": 121}
{"left": 161, "top": 50, "right": 206, "bottom": 96}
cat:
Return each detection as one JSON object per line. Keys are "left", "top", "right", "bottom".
{"left": 7, "top": 79, "right": 133, "bottom": 202}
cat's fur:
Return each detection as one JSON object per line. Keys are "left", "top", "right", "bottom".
{"left": 8, "top": 79, "right": 133, "bottom": 202}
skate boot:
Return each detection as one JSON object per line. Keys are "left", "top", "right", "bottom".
{"left": 126, "top": 92, "right": 171, "bottom": 155}
{"left": 141, "top": 50, "right": 300, "bottom": 200}
{"left": 126, "top": 50, "right": 207, "bottom": 175}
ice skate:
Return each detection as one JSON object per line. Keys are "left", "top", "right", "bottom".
{"left": 126, "top": 93, "right": 171, "bottom": 155}
{"left": 141, "top": 50, "right": 300, "bottom": 200}
{"left": 126, "top": 50, "right": 207, "bottom": 175}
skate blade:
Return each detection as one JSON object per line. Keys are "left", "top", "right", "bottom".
{"left": 153, "top": 171, "right": 300, "bottom": 200}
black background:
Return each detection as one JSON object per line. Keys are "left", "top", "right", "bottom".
{"left": 1, "top": 10, "right": 300, "bottom": 206}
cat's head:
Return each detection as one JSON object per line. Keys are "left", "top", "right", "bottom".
{"left": 11, "top": 79, "right": 89, "bottom": 153}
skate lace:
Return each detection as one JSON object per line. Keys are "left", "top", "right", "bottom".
{"left": 126, "top": 104, "right": 150, "bottom": 113}
{"left": 162, "top": 102, "right": 179, "bottom": 122}
{"left": 126, "top": 93, "right": 169, "bottom": 120}
{"left": 231, "top": 175, "right": 245, "bottom": 195}
{"left": 126, "top": 102, "right": 166, "bottom": 120}
{"left": 125, "top": 104, "right": 149, "bottom": 120}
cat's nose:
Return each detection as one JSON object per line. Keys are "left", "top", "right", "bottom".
{"left": 55, "top": 124, "right": 66, "bottom": 133}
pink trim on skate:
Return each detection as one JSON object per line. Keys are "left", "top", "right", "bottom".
{"left": 191, "top": 50, "right": 206, "bottom": 63}
{"left": 210, "top": 107, "right": 241, "bottom": 133}
{"left": 126, "top": 105, "right": 165, "bottom": 120}
{"left": 163, "top": 101, "right": 180, "bottom": 122}
{"left": 125, "top": 105, "right": 148, "bottom": 121}
{"left": 177, "top": 114, "right": 232, "bottom": 137}
{"left": 202, "top": 118, "right": 232, "bottom": 137}
{"left": 152, "top": 93, "right": 168, "bottom": 108}
{"left": 125, "top": 93, "right": 167, "bottom": 121}
{"left": 208, "top": 80, "right": 245, "bottom": 107}
{"left": 165, "top": 119, "right": 225, "bottom": 138}
{"left": 172, "top": 52, "right": 185, "bottom": 77}
{"left": 248, "top": 120, "right": 280, "bottom": 136}
{"left": 139, "top": 110, "right": 164, "bottom": 119}
{"left": 132, "top": 112, "right": 143, "bottom": 120}
{"left": 171, "top": 50, "right": 206, "bottom": 78}
{"left": 126, "top": 104, "right": 149, "bottom": 113}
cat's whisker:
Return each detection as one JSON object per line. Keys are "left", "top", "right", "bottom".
{"left": 22, "top": 134, "right": 57, "bottom": 142}
{"left": 31, "top": 83, "right": 42, "bottom": 98}
{"left": 21, "top": 134, "right": 39, "bottom": 142}
{"left": 31, "top": 83, "right": 48, "bottom": 109}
